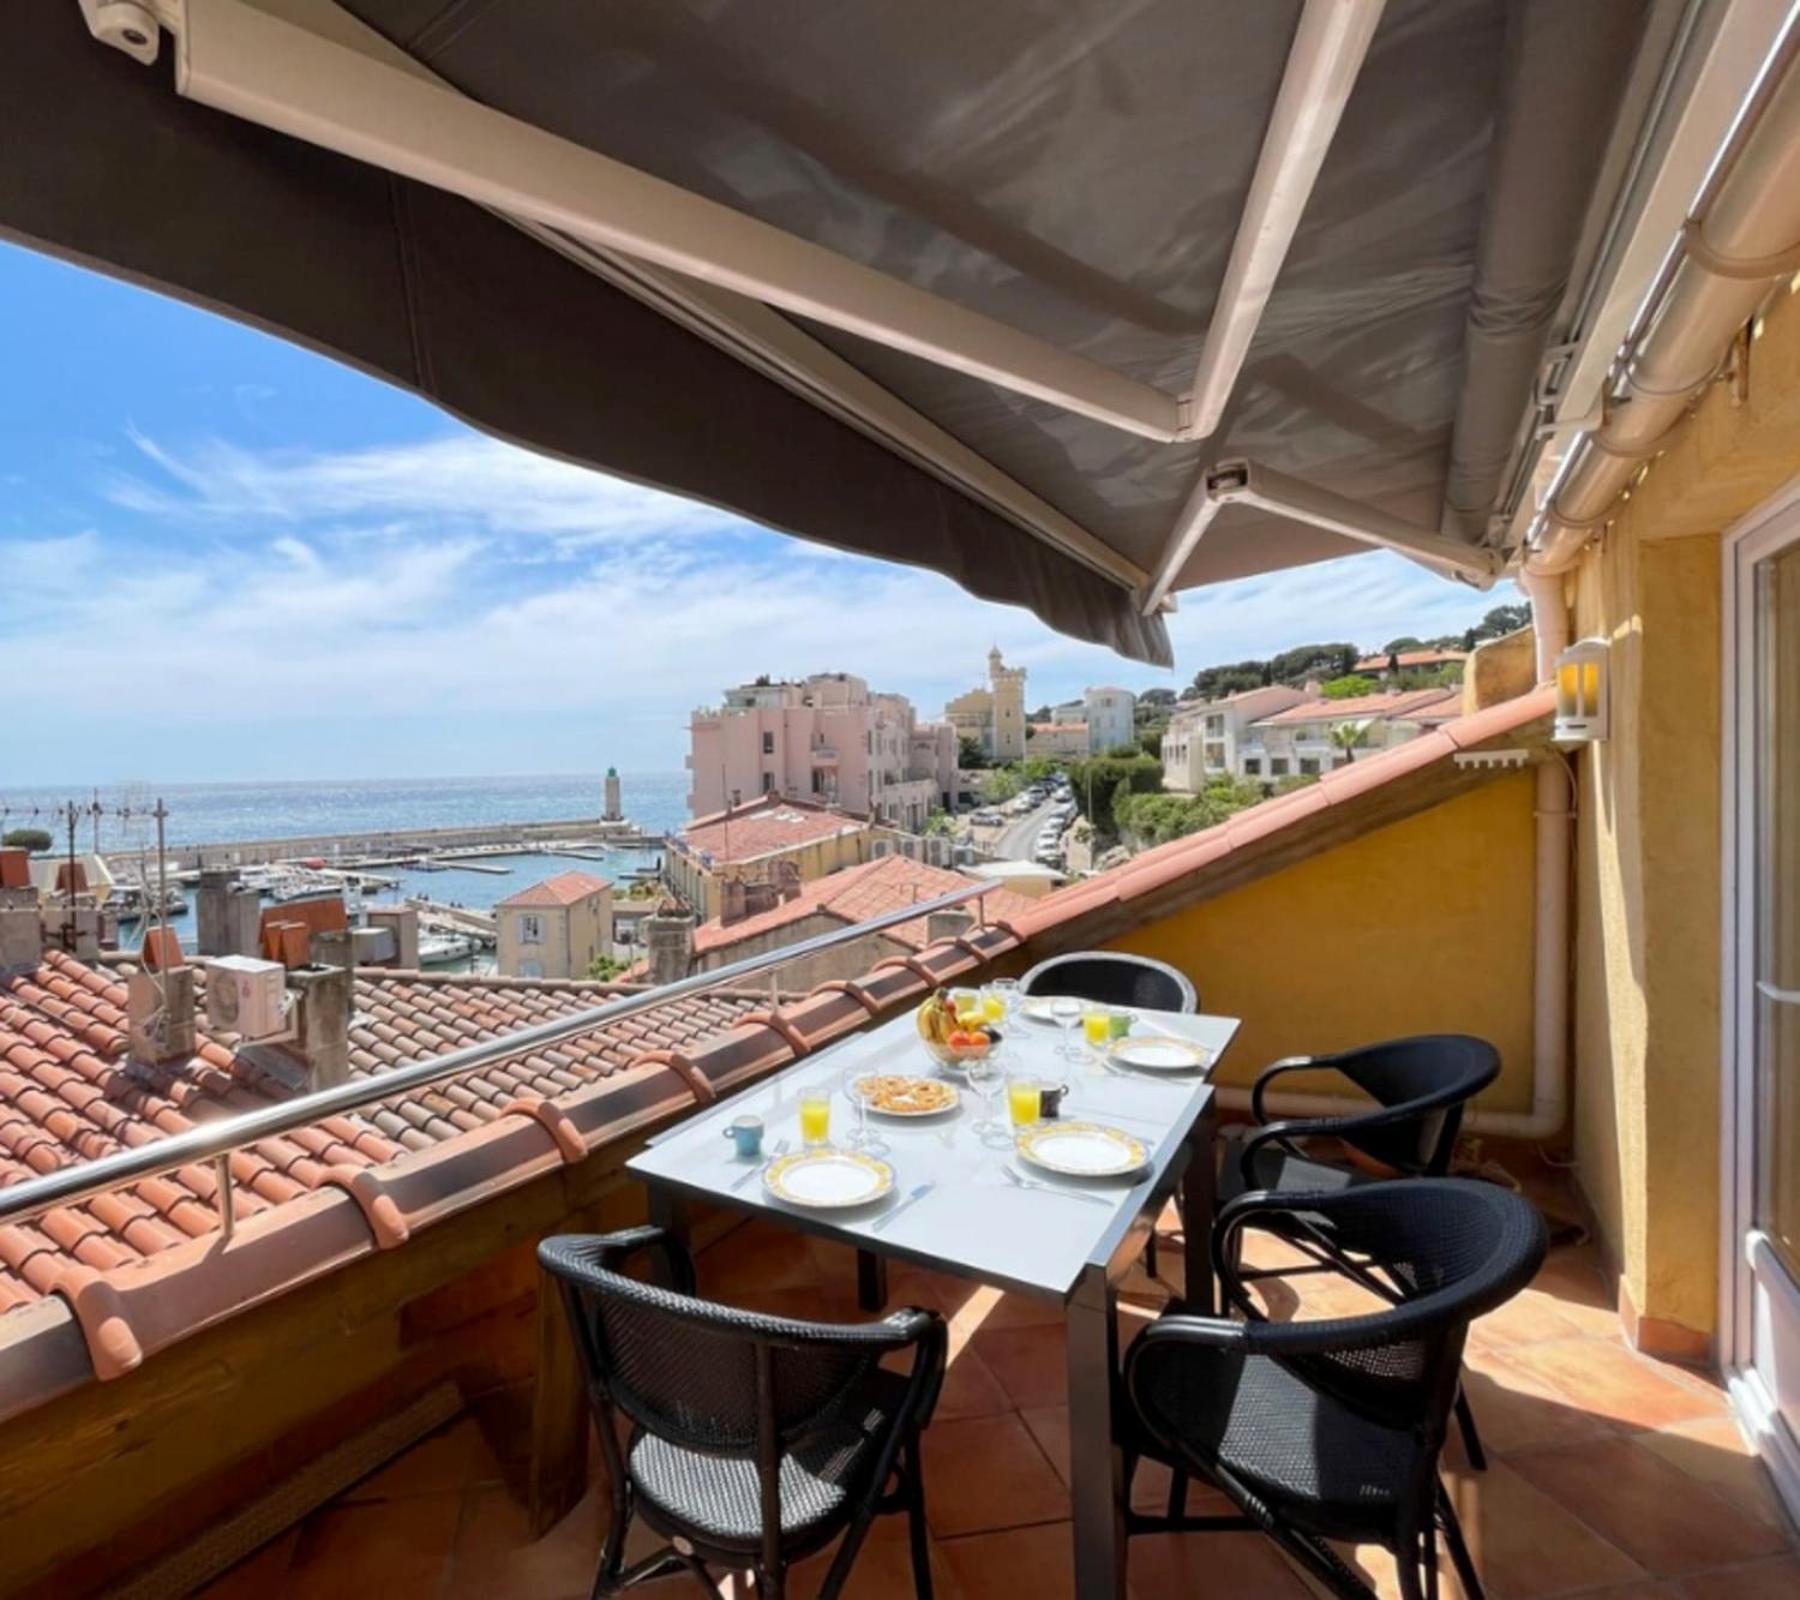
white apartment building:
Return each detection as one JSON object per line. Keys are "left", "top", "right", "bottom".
{"left": 1239, "top": 687, "right": 1461, "bottom": 780}
{"left": 1160, "top": 685, "right": 1305, "bottom": 790}
{"left": 687, "top": 673, "right": 957, "bottom": 831}
{"left": 1050, "top": 686, "right": 1138, "bottom": 757}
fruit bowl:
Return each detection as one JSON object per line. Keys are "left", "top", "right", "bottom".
{"left": 923, "top": 1032, "right": 995, "bottom": 1069}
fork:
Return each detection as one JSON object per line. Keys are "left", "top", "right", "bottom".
{"left": 1002, "top": 1163, "right": 1114, "bottom": 1206}
{"left": 731, "top": 1137, "right": 789, "bottom": 1191}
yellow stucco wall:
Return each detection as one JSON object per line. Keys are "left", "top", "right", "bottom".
{"left": 1571, "top": 501, "right": 1725, "bottom": 1337}
{"left": 1102, "top": 771, "right": 1540, "bottom": 1112}
{"left": 1563, "top": 280, "right": 1800, "bottom": 1340}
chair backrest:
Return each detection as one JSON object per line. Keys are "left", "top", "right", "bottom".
{"left": 1329, "top": 1034, "right": 1500, "bottom": 1174}
{"left": 541, "top": 1237, "right": 894, "bottom": 1455}
{"left": 1020, "top": 951, "right": 1197, "bottom": 1012}
{"left": 1224, "top": 1179, "right": 1546, "bottom": 1440}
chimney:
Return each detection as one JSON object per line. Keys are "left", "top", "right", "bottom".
{"left": 720, "top": 877, "right": 748, "bottom": 926}
{"left": 643, "top": 906, "right": 696, "bottom": 986}
{"left": 197, "top": 868, "right": 261, "bottom": 958}
{"left": 129, "top": 966, "right": 199, "bottom": 1063}
{"left": 366, "top": 905, "right": 420, "bottom": 968}
{"left": 286, "top": 963, "right": 352, "bottom": 1089}
{"left": 0, "top": 848, "right": 30, "bottom": 893}
{"left": 926, "top": 909, "right": 975, "bottom": 944}
{"left": 0, "top": 902, "right": 42, "bottom": 972}
{"left": 743, "top": 880, "right": 778, "bottom": 918}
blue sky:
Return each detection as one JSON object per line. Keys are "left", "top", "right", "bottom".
{"left": 0, "top": 240, "right": 1510, "bottom": 786}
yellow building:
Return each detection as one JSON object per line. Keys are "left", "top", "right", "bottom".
{"left": 663, "top": 795, "right": 874, "bottom": 922}
{"left": 493, "top": 870, "right": 614, "bottom": 980}
{"left": 945, "top": 646, "right": 1027, "bottom": 763}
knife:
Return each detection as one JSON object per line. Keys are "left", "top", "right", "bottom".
{"left": 872, "top": 1181, "right": 935, "bottom": 1232}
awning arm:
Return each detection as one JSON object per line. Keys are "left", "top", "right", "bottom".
{"left": 90, "top": 0, "right": 1186, "bottom": 444}
{"left": 1184, "top": 0, "right": 1388, "bottom": 440}
{"left": 1140, "top": 458, "right": 1503, "bottom": 611}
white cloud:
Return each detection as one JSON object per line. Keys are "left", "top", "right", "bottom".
{"left": 108, "top": 427, "right": 746, "bottom": 546}
{"left": 5, "top": 427, "right": 1514, "bottom": 782}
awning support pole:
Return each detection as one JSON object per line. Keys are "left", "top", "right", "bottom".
{"left": 1183, "top": 0, "right": 1388, "bottom": 441}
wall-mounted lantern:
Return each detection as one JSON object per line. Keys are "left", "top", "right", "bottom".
{"left": 1554, "top": 638, "right": 1609, "bottom": 743}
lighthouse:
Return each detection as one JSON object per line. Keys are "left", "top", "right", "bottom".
{"left": 603, "top": 766, "right": 623, "bottom": 822}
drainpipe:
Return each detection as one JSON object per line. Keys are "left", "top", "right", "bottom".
{"left": 1218, "top": 755, "right": 1575, "bottom": 1140}
{"left": 1517, "top": 38, "right": 1800, "bottom": 596}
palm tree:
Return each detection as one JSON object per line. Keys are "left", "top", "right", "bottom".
{"left": 1330, "top": 721, "right": 1368, "bottom": 764}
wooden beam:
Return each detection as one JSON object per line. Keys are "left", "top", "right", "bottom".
{"left": 528, "top": 1268, "right": 588, "bottom": 1536}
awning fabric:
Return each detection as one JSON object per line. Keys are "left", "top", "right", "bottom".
{"left": 0, "top": 1, "right": 1653, "bottom": 663}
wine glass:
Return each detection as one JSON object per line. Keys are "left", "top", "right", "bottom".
{"left": 840, "top": 1064, "right": 889, "bottom": 1157}
{"left": 965, "top": 1049, "right": 1008, "bottom": 1147}
{"left": 983, "top": 978, "right": 1020, "bottom": 1024}
{"left": 1051, "top": 994, "right": 1083, "bottom": 1060}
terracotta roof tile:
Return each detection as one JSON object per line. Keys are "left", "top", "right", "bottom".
{"left": 0, "top": 953, "right": 776, "bottom": 1310}
{"left": 690, "top": 856, "right": 1035, "bottom": 957}
{"left": 676, "top": 796, "right": 871, "bottom": 866}
{"left": 1250, "top": 688, "right": 1460, "bottom": 727}
{"left": 494, "top": 870, "right": 611, "bottom": 909}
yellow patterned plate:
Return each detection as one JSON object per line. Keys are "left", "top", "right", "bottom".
{"left": 763, "top": 1148, "right": 895, "bottom": 1208}
{"left": 1108, "top": 1036, "right": 1212, "bottom": 1073}
{"left": 1015, "top": 1121, "right": 1147, "bottom": 1178}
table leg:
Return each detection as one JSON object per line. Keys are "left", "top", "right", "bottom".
{"left": 1182, "top": 1104, "right": 1217, "bottom": 1314}
{"left": 856, "top": 1249, "right": 889, "bottom": 1312}
{"left": 1066, "top": 1263, "right": 1126, "bottom": 1599}
{"left": 648, "top": 1188, "right": 690, "bottom": 1288}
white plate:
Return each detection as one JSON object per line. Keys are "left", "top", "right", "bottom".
{"left": 1109, "top": 1036, "right": 1211, "bottom": 1073}
{"left": 1015, "top": 1121, "right": 1146, "bottom": 1178}
{"left": 763, "top": 1149, "right": 894, "bottom": 1208}
{"left": 853, "top": 1075, "right": 962, "bottom": 1117}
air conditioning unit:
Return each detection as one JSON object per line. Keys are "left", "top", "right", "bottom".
{"left": 206, "top": 954, "right": 291, "bottom": 1041}
{"left": 871, "top": 840, "right": 893, "bottom": 859}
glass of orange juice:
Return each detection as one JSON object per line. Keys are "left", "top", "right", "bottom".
{"left": 798, "top": 1090, "right": 832, "bottom": 1148}
{"left": 980, "top": 986, "right": 1007, "bottom": 1025}
{"left": 1081, "top": 1007, "right": 1113, "bottom": 1072}
{"left": 1007, "top": 1074, "right": 1043, "bottom": 1130}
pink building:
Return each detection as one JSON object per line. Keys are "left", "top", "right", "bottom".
{"left": 686, "top": 673, "right": 958, "bottom": 831}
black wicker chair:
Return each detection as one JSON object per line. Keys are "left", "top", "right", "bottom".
{"left": 1222, "top": 1035, "right": 1499, "bottom": 1206}
{"left": 1220, "top": 1034, "right": 1502, "bottom": 1465}
{"left": 1019, "top": 950, "right": 1198, "bottom": 1013}
{"left": 1121, "top": 1180, "right": 1546, "bottom": 1600}
{"left": 539, "top": 1227, "right": 948, "bottom": 1599}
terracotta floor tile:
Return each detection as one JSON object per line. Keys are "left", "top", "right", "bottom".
{"left": 1486, "top": 1337, "right": 1726, "bottom": 1431}
{"left": 699, "top": 1219, "right": 820, "bottom": 1296}
{"left": 339, "top": 1415, "right": 503, "bottom": 1502}
{"left": 1466, "top": 1285, "right": 1591, "bottom": 1352}
{"left": 1334, "top": 1537, "right": 1473, "bottom": 1600}
{"left": 788, "top": 1529, "right": 963, "bottom": 1600}
{"left": 1128, "top": 1528, "right": 1315, "bottom": 1599}
{"left": 919, "top": 1414, "right": 1068, "bottom": 1538}
{"left": 1505, "top": 1437, "right": 1790, "bottom": 1574}
{"left": 1439, "top": 1458, "right": 1645, "bottom": 1599}
{"left": 284, "top": 1489, "right": 463, "bottom": 1599}
{"left": 971, "top": 1320, "right": 1067, "bottom": 1411}
{"left": 1526, "top": 1246, "right": 1630, "bottom": 1339}
{"left": 442, "top": 1482, "right": 606, "bottom": 1599}
{"left": 933, "top": 1338, "right": 1015, "bottom": 1420}
{"left": 1636, "top": 1415, "right": 1792, "bottom": 1531}
{"left": 1676, "top": 1554, "right": 1800, "bottom": 1599}
{"left": 940, "top": 1522, "right": 1078, "bottom": 1600}
{"left": 1459, "top": 1342, "right": 1622, "bottom": 1454}
{"left": 1567, "top": 1586, "right": 1683, "bottom": 1600}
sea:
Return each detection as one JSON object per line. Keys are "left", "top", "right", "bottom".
{"left": 0, "top": 771, "right": 690, "bottom": 966}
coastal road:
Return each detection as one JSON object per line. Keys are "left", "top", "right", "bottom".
{"left": 991, "top": 797, "right": 1062, "bottom": 861}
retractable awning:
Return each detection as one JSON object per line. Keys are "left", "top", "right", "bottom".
{"left": 5, "top": 1, "right": 1669, "bottom": 662}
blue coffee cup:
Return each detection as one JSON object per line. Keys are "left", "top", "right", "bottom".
{"left": 723, "top": 1114, "right": 764, "bottom": 1159}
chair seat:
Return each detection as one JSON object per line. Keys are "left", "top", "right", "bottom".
{"left": 628, "top": 1372, "right": 903, "bottom": 1551}
{"left": 1217, "top": 1133, "right": 1371, "bottom": 1204}
{"left": 1128, "top": 1339, "right": 1427, "bottom": 1542}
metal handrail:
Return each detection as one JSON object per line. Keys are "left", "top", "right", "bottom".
{"left": 0, "top": 882, "right": 991, "bottom": 1229}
